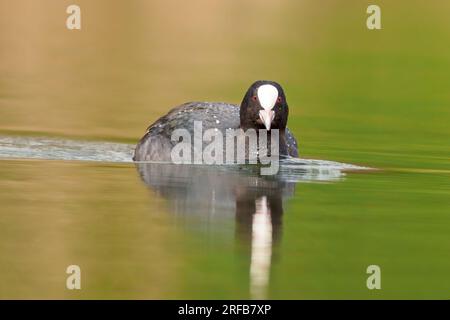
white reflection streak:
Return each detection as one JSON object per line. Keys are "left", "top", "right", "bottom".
{"left": 250, "top": 196, "right": 272, "bottom": 300}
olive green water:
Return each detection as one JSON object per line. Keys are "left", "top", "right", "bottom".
{"left": 0, "top": 0, "right": 449, "bottom": 299}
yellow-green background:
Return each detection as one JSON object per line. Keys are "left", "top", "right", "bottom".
{"left": 0, "top": 0, "right": 449, "bottom": 298}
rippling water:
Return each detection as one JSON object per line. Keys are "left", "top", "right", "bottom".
{"left": 1, "top": 0, "right": 449, "bottom": 299}
{"left": 0, "top": 135, "right": 370, "bottom": 299}
{"left": 0, "top": 136, "right": 135, "bottom": 163}
{"left": 0, "top": 135, "right": 367, "bottom": 171}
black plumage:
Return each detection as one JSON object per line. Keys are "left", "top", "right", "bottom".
{"left": 133, "top": 81, "right": 299, "bottom": 161}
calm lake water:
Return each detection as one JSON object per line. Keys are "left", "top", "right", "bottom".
{"left": 0, "top": 1, "right": 449, "bottom": 299}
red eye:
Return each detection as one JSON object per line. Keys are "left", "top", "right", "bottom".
{"left": 252, "top": 95, "right": 257, "bottom": 101}
{"left": 277, "top": 96, "right": 282, "bottom": 103}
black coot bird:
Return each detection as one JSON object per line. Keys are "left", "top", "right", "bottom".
{"left": 133, "top": 80, "right": 299, "bottom": 161}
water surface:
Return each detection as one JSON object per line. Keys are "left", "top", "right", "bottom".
{"left": 0, "top": 0, "right": 449, "bottom": 299}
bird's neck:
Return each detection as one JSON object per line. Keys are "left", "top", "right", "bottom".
{"left": 258, "top": 128, "right": 288, "bottom": 157}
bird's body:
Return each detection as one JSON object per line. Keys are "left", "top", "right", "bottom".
{"left": 133, "top": 81, "right": 299, "bottom": 162}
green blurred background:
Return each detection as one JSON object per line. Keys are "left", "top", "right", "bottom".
{"left": 0, "top": 0, "right": 449, "bottom": 299}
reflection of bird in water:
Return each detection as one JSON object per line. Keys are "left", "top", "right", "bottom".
{"left": 250, "top": 196, "right": 274, "bottom": 300}
{"left": 234, "top": 183, "right": 285, "bottom": 299}
{"left": 134, "top": 162, "right": 348, "bottom": 299}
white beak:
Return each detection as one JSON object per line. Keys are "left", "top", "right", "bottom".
{"left": 259, "top": 109, "right": 275, "bottom": 130}
{"left": 257, "top": 84, "right": 278, "bottom": 131}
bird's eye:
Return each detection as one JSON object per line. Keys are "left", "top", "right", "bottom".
{"left": 277, "top": 96, "right": 282, "bottom": 103}
{"left": 252, "top": 95, "right": 257, "bottom": 102}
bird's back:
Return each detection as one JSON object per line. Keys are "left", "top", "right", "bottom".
{"left": 133, "top": 102, "right": 240, "bottom": 161}
{"left": 133, "top": 102, "right": 299, "bottom": 161}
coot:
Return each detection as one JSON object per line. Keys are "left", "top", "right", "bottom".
{"left": 133, "top": 80, "right": 299, "bottom": 161}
